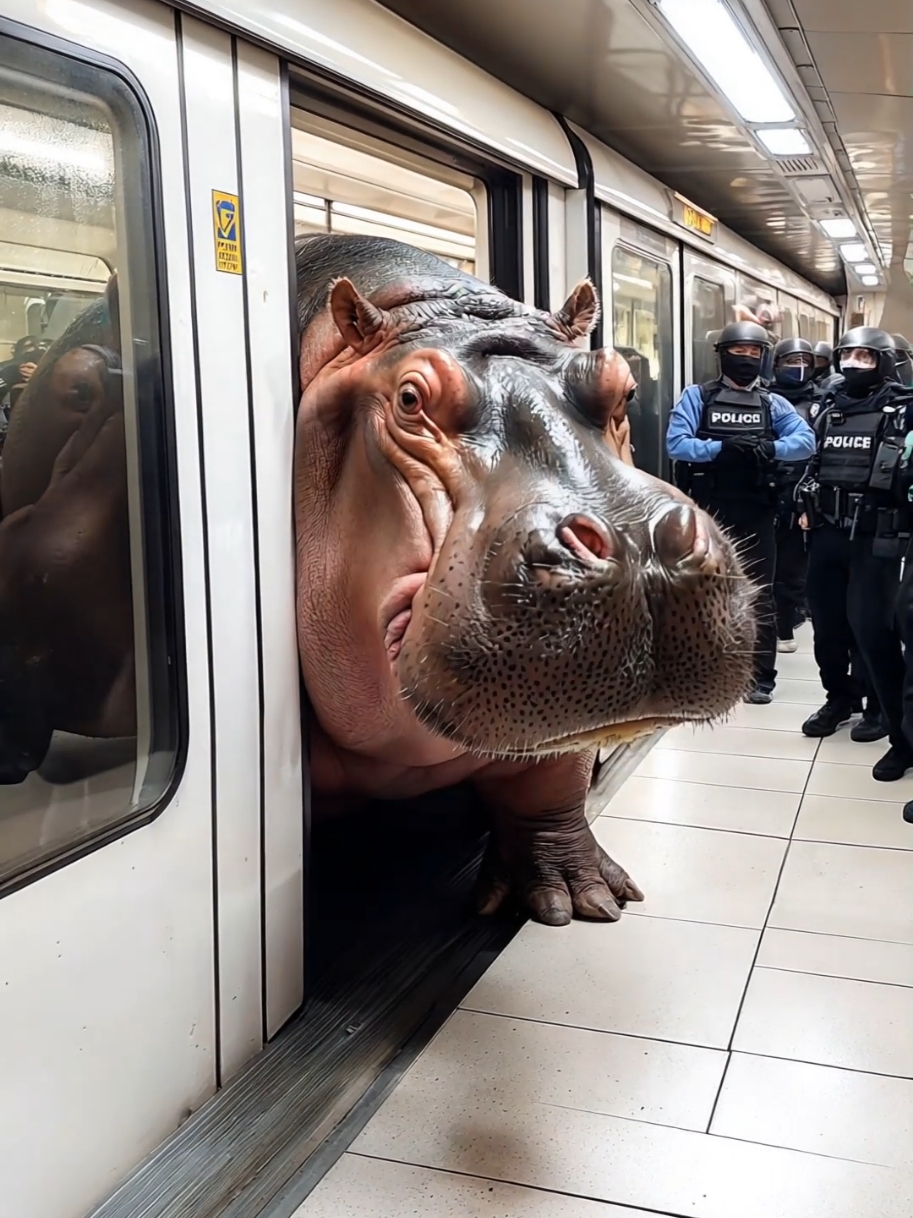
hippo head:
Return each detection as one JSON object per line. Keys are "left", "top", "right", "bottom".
{"left": 295, "top": 269, "right": 756, "bottom": 765}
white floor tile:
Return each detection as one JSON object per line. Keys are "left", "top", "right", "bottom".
{"left": 711, "top": 1052, "right": 913, "bottom": 1168}
{"left": 594, "top": 817, "right": 786, "bottom": 929}
{"left": 769, "top": 839, "right": 913, "bottom": 944}
{"left": 636, "top": 748, "right": 810, "bottom": 794}
{"left": 807, "top": 760, "right": 913, "bottom": 804}
{"left": 363, "top": 1007, "right": 726, "bottom": 1134}
{"left": 776, "top": 652, "right": 824, "bottom": 681}
{"left": 657, "top": 724, "right": 818, "bottom": 761}
{"left": 774, "top": 679, "right": 826, "bottom": 706}
{"left": 757, "top": 927, "right": 913, "bottom": 988}
{"left": 795, "top": 793, "right": 913, "bottom": 851}
{"left": 727, "top": 700, "right": 821, "bottom": 733}
{"left": 602, "top": 775, "right": 799, "bottom": 837}
{"left": 816, "top": 736, "right": 892, "bottom": 767}
{"left": 296, "top": 1155, "right": 661, "bottom": 1217}
{"left": 733, "top": 967, "right": 913, "bottom": 1075}
{"left": 462, "top": 917, "right": 758, "bottom": 1049}
{"left": 352, "top": 1083, "right": 913, "bottom": 1218}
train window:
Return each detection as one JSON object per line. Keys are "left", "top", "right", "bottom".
{"left": 798, "top": 309, "right": 814, "bottom": 342}
{"left": 691, "top": 277, "right": 725, "bottom": 385}
{"left": 611, "top": 246, "right": 672, "bottom": 479}
{"left": 0, "top": 37, "right": 178, "bottom": 888}
{"left": 290, "top": 125, "right": 477, "bottom": 273}
{"left": 779, "top": 306, "right": 796, "bottom": 339}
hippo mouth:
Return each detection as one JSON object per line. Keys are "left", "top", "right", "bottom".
{"left": 529, "top": 716, "right": 682, "bottom": 758}
{"left": 382, "top": 572, "right": 427, "bottom": 662}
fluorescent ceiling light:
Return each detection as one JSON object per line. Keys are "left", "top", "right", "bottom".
{"left": 839, "top": 243, "right": 867, "bottom": 262}
{"left": 820, "top": 217, "right": 857, "bottom": 239}
{"left": 659, "top": 0, "right": 795, "bottom": 123}
{"left": 855, "top": 262, "right": 877, "bottom": 275}
{"left": 756, "top": 128, "right": 812, "bottom": 156}
{"left": 861, "top": 275, "right": 879, "bottom": 286}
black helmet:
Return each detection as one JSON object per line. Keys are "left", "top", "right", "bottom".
{"left": 714, "top": 321, "right": 773, "bottom": 351}
{"left": 890, "top": 334, "right": 913, "bottom": 388}
{"left": 833, "top": 327, "right": 896, "bottom": 381}
{"left": 813, "top": 341, "right": 832, "bottom": 363}
{"left": 773, "top": 337, "right": 814, "bottom": 389}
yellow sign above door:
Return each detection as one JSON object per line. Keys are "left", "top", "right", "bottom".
{"left": 212, "top": 190, "right": 243, "bottom": 274}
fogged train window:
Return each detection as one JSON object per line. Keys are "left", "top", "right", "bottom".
{"left": 691, "top": 277, "right": 725, "bottom": 386}
{"left": 611, "top": 246, "right": 672, "bottom": 480}
{"left": 0, "top": 38, "right": 178, "bottom": 887}
{"left": 290, "top": 122, "right": 477, "bottom": 273}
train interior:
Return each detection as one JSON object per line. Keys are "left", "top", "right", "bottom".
{"left": 0, "top": 2, "right": 910, "bottom": 1216}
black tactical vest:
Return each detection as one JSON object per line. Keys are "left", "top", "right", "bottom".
{"left": 817, "top": 407, "right": 885, "bottom": 492}
{"left": 694, "top": 381, "right": 775, "bottom": 502}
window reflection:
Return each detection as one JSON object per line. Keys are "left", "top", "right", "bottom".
{"left": 0, "top": 38, "right": 175, "bottom": 887}
{"left": 691, "top": 277, "right": 726, "bottom": 386}
{"left": 611, "top": 246, "right": 673, "bottom": 480}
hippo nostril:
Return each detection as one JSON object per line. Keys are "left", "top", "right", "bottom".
{"left": 652, "top": 503, "right": 716, "bottom": 571}
{"left": 557, "top": 514, "right": 617, "bottom": 565}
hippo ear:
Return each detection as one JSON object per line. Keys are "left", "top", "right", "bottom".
{"left": 549, "top": 279, "right": 601, "bottom": 342}
{"left": 329, "top": 278, "right": 389, "bottom": 351}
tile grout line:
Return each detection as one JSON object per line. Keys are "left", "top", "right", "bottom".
{"left": 343, "top": 1150, "right": 710, "bottom": 1218}
{"left": 703, "top": 730, "right": 821, "bottom": 1133}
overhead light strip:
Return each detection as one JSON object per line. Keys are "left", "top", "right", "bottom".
{"left": 657, "top": 0, "right": 794, "bottom": 124}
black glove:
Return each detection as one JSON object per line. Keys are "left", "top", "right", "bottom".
{"left": 756, "top": 439, "right": 776, "bottom": 463}
{"left": 721, "top": 435, "right": 760, "bottom": 456}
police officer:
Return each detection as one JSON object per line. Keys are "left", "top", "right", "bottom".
{"left": 799, "top": 327, "right": 913, "bottom": 781}
{"left": 667, "top": 321, "right": 816, "bottom": 703}
{"left": 811, "top": 341, "right": 838, "bottom": 389}
{"left": 891, "top": 334, "right": 913, "bottom": 389}
{"left": 770, "top": 339, "right": 818, "bottom": 653}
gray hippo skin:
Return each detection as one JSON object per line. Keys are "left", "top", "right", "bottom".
{"left": 294, "top": 234, "right": 757, "bottom": 926}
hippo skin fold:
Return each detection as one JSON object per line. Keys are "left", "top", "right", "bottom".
{"left": 294, "top": 235, "right": 756, "bottom": 926}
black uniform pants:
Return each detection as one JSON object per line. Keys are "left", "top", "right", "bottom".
{"left": 773, "top": 522, "right": 807, "bottom": 639}
{"left": 806, "top": 525, "right": 904, "bottom": 747}
{"left": 703, "top": 503, "right": 778, "bottom": 691}
{"left": 897, "top": 556, "right": 913, "bottom": 750}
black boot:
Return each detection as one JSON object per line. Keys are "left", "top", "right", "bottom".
{"left": 873, "top": 744, "right": 913, "bottom": 782}
{"left": 850, "top": 713, "right": 889, "bottom": 743}
{"left": 802, "top": 700, "right": 853, "bottom": 738}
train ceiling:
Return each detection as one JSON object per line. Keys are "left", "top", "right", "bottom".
{"left": 377, "top": 0, "right": 912, "bottom": 299}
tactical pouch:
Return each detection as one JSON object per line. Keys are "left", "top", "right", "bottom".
{"left": 872, "top": 507, "right": 909, "bottom": 558}
{"left": 869, "top": 439, "right": 901, "bottom": 492}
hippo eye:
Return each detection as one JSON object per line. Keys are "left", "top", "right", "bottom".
{"left": 397, "top": 383, "right": 423, "bottom": 413}
{"left": 626, "top": 386, "right": 637, "bottom": 403}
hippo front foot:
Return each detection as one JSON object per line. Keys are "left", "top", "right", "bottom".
{"left": 476, "top": 808, "right": 643, "bottom": 927}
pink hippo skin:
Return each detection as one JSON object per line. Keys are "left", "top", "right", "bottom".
{"left": 294, "top": 235, "right": 757, "bottom": 927}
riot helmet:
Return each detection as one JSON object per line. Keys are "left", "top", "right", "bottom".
{"left": 833, "top": 327, "right": 895, "bottom": 397}
{"left": 890, "top": 334, "right": 913, "bottom": 389}
{"left": 812, "top": 341, "right": 833, "bottom": 382}
{"left": 713, "top": 321, "right": 773, "bottom": 387}
{"left": 773, "top": 337, "right": 814, "bottom": 390}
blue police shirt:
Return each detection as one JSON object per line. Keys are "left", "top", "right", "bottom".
{"left": 666, "top": 382, "right": 817, "bottom": 465}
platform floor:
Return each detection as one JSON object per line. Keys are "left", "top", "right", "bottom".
{"left": 297, "top": 625, "right": 913, "bottom": 1218}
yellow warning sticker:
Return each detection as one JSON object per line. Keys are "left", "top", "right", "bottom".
{"left": 212, "top": 190, "right": 242, "bottom": 274}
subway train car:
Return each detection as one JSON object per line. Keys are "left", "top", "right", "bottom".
{"left": 0, "top": 1, "right": 841, "bottom": 1215}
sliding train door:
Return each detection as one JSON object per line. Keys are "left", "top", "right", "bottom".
{"left": 0, "top": 3, "right": 216, "bottom": 1216}
{"left": 682, "top": 246, "right": 738, "bottom": 387}
{"left": 0, "top": 4, "right": 303, "bottom": 1215}
{"left": 600, "top": 209, "right": 680, "bottom": 481}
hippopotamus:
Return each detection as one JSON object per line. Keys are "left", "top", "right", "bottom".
{"left": 295, "top": 234, "right": 756, "bottom": 926}
{"left": 0, "top": 279, "right": 131, "bottom": 779}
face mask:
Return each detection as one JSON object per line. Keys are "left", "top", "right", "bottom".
{"left": 840, "top": 365, "right": 880, "bottom": 397}
{"left": 776, "top": 365, "right": 807, "bottom": 386}
{"left": 720, "top": 351, "right": 762, "bottom": 386}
